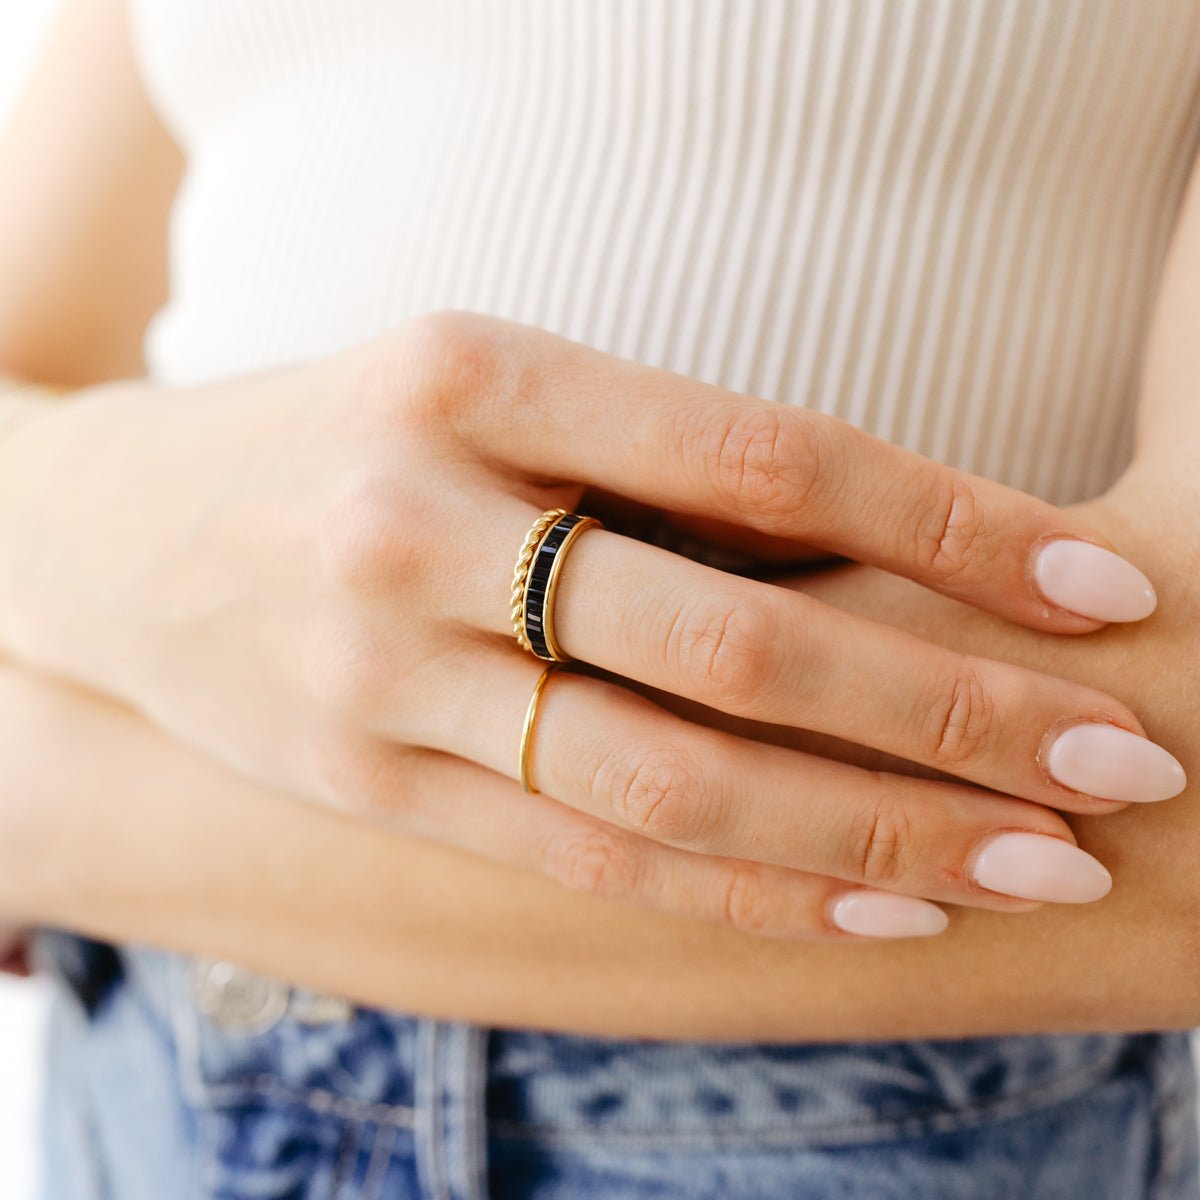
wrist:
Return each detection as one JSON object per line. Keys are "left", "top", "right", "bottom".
{"left": 0, "top": 375, "right": 68, "bottom": 444}
{"left": 0, "top": 377, "right": 161, "bottom": 682}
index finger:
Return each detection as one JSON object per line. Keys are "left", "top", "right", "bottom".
{"left": 421, "top": 312, "right": 1155, "bottom": 633}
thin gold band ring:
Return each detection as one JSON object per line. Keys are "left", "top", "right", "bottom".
{"left": 519, "top": 662, "right": 562, "bottom": 794}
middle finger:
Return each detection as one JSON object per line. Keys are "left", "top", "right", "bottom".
{"left": 454, "top": 495, "right": 1185, "bottom": 812}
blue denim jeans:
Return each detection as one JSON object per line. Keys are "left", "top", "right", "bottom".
{"left": 33, "top": 931, "right": 1199, "bottom": 1199}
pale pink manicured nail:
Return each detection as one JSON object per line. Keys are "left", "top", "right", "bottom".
{"left": 829, "top": 891, "right": 949, "bottom": 938}
{"left": 1032, "top": 539, "right": 1156, "bottom": 622}
{"left": 968, "top": 832, "right": 1111, "bottom": 903}
{"left": 1044, "top": 723, "right": 1186, "bottom": 802}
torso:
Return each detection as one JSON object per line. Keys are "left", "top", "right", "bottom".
{"left": 130, "top": 0, "right": 1200, "bottom": 505}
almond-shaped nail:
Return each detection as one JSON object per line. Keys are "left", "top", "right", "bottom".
{"left": 1044, "top": 723, "right": 1186, "bottom": 802}
{"left": 968, "top": 832, "right": 1111, "bottom": 903}
{"left": 1032, "top": 539, "right": 1156, "bottom": 622}
{"left": 829, "top": 891, "right": 949, "bottom": 938}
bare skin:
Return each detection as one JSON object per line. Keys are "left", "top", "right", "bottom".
{"left": 1, "top": 0, "right": 1199, "bottom": 1040}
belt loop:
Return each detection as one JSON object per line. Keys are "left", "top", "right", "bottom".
{"left": 415, "top": 1018, "right": 490, "bottom": 1200}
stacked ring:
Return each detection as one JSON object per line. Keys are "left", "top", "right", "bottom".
{"left": 509, "top": 507, "right": 604, "bottom": 661}
{"left": 509, "top": 507, "right": 568, "bottom": 653}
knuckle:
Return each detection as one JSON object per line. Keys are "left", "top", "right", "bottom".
{"left": 605, "top": 743, "right": 716, "bottom": 846}
{"left": 914, "top": 476, "right": 987, "bottom": 584}
{"left": 692, "top": 406, "right": 825, "bottom": 525}
{"left": 927, "top": 663, "right": 997, "bottom": 769}
{"left": 844, "top": 794, "right": 914, "bottom": 888}
{"left": 718, "top": 863, "right": 776, "bottom": 934}
{"left": 313, "top": 476, "right": 427, "bottom": 593}
{"left": 541, "top": 828, "right": 639, "bottom": 899}
{"left": 305, "top": 733, "right": 396, "bottom": 815}
{"left": 391, "top": 309, "right": 516, "bottom": 430}
{"left": 662, "top": 592, "right": 779, "bottom": 712}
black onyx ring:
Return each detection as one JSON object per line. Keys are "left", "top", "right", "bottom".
{"left": 509, "top": 509, "right": 604, "bottom": 661}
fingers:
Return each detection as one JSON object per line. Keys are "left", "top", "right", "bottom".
{"left": 336, "top": 742, "right": 951, "bottom": 942}
{"left": 555, "top": 532, "right": 1185, "bottom": 812}
{"left": 400, "top": 648, "right": 1112, "bottom": 911}
{"left": 447, "top": 495, "right": 1185, "bottom": 812}
{"left": 403, "top": 311, "right": 1157, "bottom": 632}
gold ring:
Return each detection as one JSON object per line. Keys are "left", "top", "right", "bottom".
{"left": 510, "top": 508, "right": 568, "bottom": 653}
{"left": 538, "top": 516, "right": 603, "bottom": 661}
{"left": 519, "top": 662, "right": 562, "bottom": 794}
{"left": 510, "top": 509, "right": 604, "bottom": 661}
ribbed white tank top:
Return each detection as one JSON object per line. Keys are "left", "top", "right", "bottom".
{"left": 129, "top": 0, "right": 1200, "bottom": 504}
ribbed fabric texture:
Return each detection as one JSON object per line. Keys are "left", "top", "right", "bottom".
{"left": 130, "top": 0, "right": 1200, "bottom": 504}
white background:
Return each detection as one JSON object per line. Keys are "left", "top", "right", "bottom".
{"left": 0, "top": 10, "right": 62, "bottom": 1200}
{"left": 0, "top": 973, "right": 46, "bottom": 1200}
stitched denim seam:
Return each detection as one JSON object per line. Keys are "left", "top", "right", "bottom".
{"left": 171, "top": 964, "right": 419, "bottom": 1129}
{"left": 183, "top": 1052, "right": 1121, "bottom": 1143}
{"left": 192, "top": 1075, "right": 420, "bottom": 1127}
{"left": 329, "top": 1120, "right": 362, "bottom": 1199}
{"left": 1149, "top": 1036, "right": 1199, "bottom": 1200}
{"left": 460, "top": 1026, "right": 490, "bottom": 1200}
{"left": 486, "top": 1054, "right": 1131, "bottom": 1148}
{"left": 431, "top": 1091, "right": 451, "bottom": 1198}
{"left": 196, "top": 1109, "right": 222, "bottom": 1200}
{"left": 361, "top": 1123, "right": 400, "bottom": 1200}
{"left": 423, "top": 1021, "right": 453, "bottom": 1200}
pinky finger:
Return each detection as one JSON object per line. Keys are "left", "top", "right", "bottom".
{"left": 370, "top": 743, "right": 950, "bottom": 942}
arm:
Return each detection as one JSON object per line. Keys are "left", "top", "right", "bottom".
{"left": 0, "top": 0, "right": 180, "bottom": 968}
{"left": 0, "top": 0, "right": 181, "bottom": 384}
{"left": 1, "top": 494, "right": 1197, "bottom": 1046}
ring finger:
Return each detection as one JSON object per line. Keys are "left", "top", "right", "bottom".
{"left": 403, "top": 643, "right": 1113, "bottom": 910}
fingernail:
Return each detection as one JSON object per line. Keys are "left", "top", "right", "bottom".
{"left": 1032, "top": 539, "right": 1156, "bottom": 622}
{"left": 829, "top": 890, "right": 949, "bottom": 938}
{"left": 968, "top": 832, "right": 1111, "bottom": 903}
{"left": 1044, "top": 723, "right": 1186, "bottom": 802}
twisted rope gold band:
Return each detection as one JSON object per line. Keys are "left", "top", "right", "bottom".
{"left": 509, "top": 507, "right": 568, "bottom": 652}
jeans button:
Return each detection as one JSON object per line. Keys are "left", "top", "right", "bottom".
{"left": 190, "top": 959, "right": 290, "bottom": 1036}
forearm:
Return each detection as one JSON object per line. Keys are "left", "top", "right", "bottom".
{"left": 0, "top": 380, "right": 84, "bottom": 978}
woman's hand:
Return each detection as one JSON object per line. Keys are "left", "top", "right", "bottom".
{"left": 0, "top": 311, "right": 1184, "bottom": 938}
{"left": 2, "top": 497, "right": 1199, "bottom": 1040}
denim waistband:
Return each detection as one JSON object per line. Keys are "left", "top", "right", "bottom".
{"left": 32, "top": 932, "right": 1200, "bottom": 1200}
